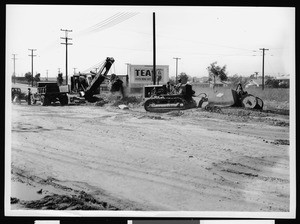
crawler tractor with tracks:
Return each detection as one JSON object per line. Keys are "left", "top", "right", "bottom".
{"left": 143, "top": 84, "right": 207, "bottom": 113}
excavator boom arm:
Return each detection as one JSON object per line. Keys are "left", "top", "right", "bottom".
{"left": 84, "top": 57, "right": 114, "bottom": 99}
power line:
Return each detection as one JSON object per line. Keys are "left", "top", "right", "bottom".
{"left": 89, "top": 12, "right": 138, "bottom": 33}
{"left": 82, "top": 60, "right": 105, "bottom": 74}
{"left": 78, "top": 12, "right": 139, "bottom": 36}
{"left": 87, "top": 12, "right": 129, "bottom": 31}
{"left": 28, "top": 49, "right": 37, "bottom": 87}
{"left": 156, "top": 33, "right": 255, "bottom": 52}
{"left": 60, "top": 29, "right": 73, "bottom": 85}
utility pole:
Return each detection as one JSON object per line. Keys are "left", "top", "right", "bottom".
{"left": 12, "top": 54, "right": 17, "bottom": 84}
{"left": 28, "top": 49, "right": 37, "bottom": 87}
{"left": 153, "top": 12, "right": 156, "bottom": 85}
{"left": 46, "top": 70, "right": 48, "bottom": 81}
{"left": 125, "top": 63, "right": 130, "bottom": 75}
{"left": 259, "top": 48, "right": 269, "bottom": 90}
{"left": 173, "top": 57, "right": 181, "bottom": 84}
{"left": 125, "top": 63, "right": 130, "bottom": 87}
{"left": 60, "top": 29, "right": 73, "bottom": 85}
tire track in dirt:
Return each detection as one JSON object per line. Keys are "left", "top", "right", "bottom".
{"left": 10, "top": 104, "right": 290, "bottom": 211}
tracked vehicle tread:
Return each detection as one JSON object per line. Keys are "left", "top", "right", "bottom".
{"left": 144, "top": 97, "right": 196, "bottom": 113}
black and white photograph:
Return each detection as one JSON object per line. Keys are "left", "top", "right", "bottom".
{"left": 5, "top": 4, "right": 295, "bottom": 218}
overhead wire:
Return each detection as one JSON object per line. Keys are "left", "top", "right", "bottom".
{"left": 155, "top": 33, "right": 256, "bottom": 52}
{"left": 88, "top": 12, "right": 126, "bottom": 30}
{"left": 89, "top": 12, "right": 139, "bottom": 33}
{"left": 78, "top": 12, "right": 139, "bottom": 36}
{"left": 81, "top": 60, "right": 105, "bottom": 74}
{"left": 76, "top": 12, "right": 126, "bottom": 36}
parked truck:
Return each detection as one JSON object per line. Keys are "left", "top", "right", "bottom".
{"left": 11, "top": 87, "right": 27, "bottom": 104}
{"left": 31, "top": 82, "right": 69, "bottom": 106}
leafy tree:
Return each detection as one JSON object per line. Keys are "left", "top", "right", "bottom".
{"left": 249, "top": 74, "right": 256, "bottom": 79}
{"left": 207, "top": 62, "right": 228, "bottom": 88}
{"left": 57, "top": 73, "right": 63, "bottom": 86}
{"left": 168, "top": 76, "right": 176, "bottom": 85}
{"left": 228, "top": 74, "right": 242, "bottom": 86}
{"left": 34, "top": 73, "right": 41, "bottom": 82}
{"left": 265, "top": 78, "right": 280, "bottom": 88}
{"left": 25, "top": 72, "right": 33, "bottom": 84}
{"left": 178, "top": 72, "right": 189, "bottom": 84}
{"left": 191, "top": 76, "right": 199, "bottom": 83}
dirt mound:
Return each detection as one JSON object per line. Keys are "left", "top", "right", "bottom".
{"left": 94, "top": 98, "right": 109, "bottom": 106}
{"left": 112, "top": 96, "right": 143, "bottom": 106}
{"left": 12, "top": 191, "right": 120, "bottom": 210}
{"left": 166, "top": 110, "right": 184, "bottom": 116}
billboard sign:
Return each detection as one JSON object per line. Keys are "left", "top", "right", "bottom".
{"left": 128, "top": 65, "right": 169, "bottom": 88}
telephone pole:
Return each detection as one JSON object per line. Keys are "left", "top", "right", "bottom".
{"left": 12, "top": 54, "right": 17, "bottom": 84}
{"left": 173, "top": 57, "right": 181, "bottom": 84}
{"left": 153, "top": 12, "right": 156, "bottom": 85}
{"left": 28, "top": 49, "right": 37, "bottom": 87}
{"left": 61, "top": 29, "right": 73, "bottom": 85}
{"left": 46, "top": 69, "right": 49, "bottom": 81}
{"left": 259, "top": 48, "right": 269, "bottom": 90}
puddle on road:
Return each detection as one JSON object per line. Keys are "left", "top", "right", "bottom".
{"left": 11, "top": 182, "right": 44, "bottom": 201}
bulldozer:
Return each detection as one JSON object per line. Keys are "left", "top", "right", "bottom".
{"left": 143, "top": 83, "right": 208, "bottom": 113}
{"left": 143, "top": 82, "right": 263, "bottom": 113}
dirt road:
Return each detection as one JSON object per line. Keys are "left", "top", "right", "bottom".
{"left": 9, "top": 101, "right": 290, "bottom": 212}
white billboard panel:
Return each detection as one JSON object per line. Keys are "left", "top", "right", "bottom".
{"left": 128, "top": 65, "right": 169, "bottom": 88}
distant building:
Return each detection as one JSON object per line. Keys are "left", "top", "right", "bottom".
{"left": 245, "top": 78, "right": 267, "bottom": 88}
{"left": 209, "top": 80, "right": 230, "bottom": 88}
{"left": 198, "top": 77, "right": 210, "bottom": 83}
{"left": 245, "top": 79, "right": 261, "bottom": 88}
{"left": 275, "top": 76, "right": 290, "bottom": 86}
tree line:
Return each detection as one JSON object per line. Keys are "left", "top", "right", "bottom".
{"left": 14, "top": 62, "right": 289, "bottom": 89}
{"left": 169, "top": 61, "right": 289, "bottom": 88}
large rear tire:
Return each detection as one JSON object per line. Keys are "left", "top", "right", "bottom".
{"left": 59, "top": 95, "right": 69, "bottom": 106}
{"left": 41, "top": 96, "right": 50, "bottom": 106}
{"left": 241, "top": 94, "right": 257, "bottom": 109}
{"left": 12, "top": 94, "right": 21, "bottom": 104}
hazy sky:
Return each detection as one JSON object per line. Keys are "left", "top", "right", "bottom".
{"left": 6, "top": 5, "right": 295, "bottom": 79}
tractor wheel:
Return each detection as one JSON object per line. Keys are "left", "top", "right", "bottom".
{"left": 12, "top": 94, "right": 21, "bottom": 104}
{"left": 241, "top": 94, "right": 257, "bottom": 109}
{"left": 59, "top": 95, "right": 69, "bottom": 106}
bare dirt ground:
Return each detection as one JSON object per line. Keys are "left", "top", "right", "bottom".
{"left": 9, "top": 91, "right": 290, "bottom": 212}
